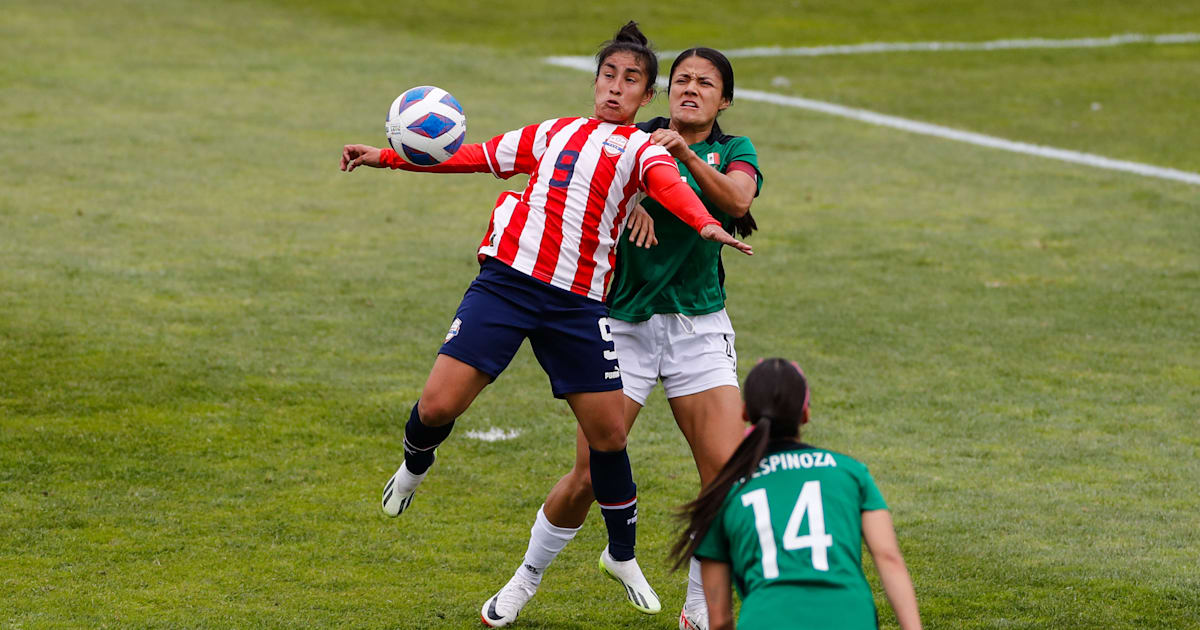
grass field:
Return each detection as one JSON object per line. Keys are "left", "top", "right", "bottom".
{"left": 2, "top": 1, "right": 1199, "bottom": 628}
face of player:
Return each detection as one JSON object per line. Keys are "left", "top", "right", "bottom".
{"left": 593, "top": 51, "right": 654, "bottom": 124}
{"left": 668, "top": 55, "right": 729, "bottom": 129}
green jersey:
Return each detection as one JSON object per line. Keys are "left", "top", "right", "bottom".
{"left": 606, "top": 118, "right": 763, "bottom": 323}
{"left": 694, "top": 442, "right": 889, "bottom": 630}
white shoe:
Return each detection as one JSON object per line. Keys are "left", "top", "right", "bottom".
{"left": 679, "top": 602, "right": 709, "bottom": 630}
{"left": 599, "top": 546, "right": 661, "bottom": 614}
{"left": 480, "top": 573, "right": 539, "bottom": 627}
{"left": 381, "top": 461, "right": 427, "bottom": 517}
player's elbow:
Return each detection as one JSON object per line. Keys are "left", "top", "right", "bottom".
{"left": 873, "top": 547, "right": 907, "bottom": 572}
{"left": 722, "top": 196, "right": 753, "bottom": 218}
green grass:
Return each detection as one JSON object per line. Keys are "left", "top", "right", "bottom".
{"left": 739, "top": 43, "right": 1200, "bottom": 172}
{"left": 3, "top": 1, "right": 1199, "bottom": 628}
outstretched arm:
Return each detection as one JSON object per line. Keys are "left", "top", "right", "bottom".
{"left": 700, "top": 559, "right": 735, "bottom": 630}
{"left": 863, "top": 510, "right": 922, "bottom": 630}
{"left": 643, "top": 164, "right": 752, "bottom": 256}
{"left": 341, "top": 143, "right": 491, "bottom": 174}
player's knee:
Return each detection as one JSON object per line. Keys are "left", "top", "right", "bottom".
{"left": 587, "top": 429, "right": 628, "bottom": 452}
{"left": 416, "top": 393, "right": 463, "bottom": 425}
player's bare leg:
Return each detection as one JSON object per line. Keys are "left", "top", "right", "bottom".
{"left": 382, "top": 354, "right": 491, "bottom": 517}
{"left": 668, "top": 385, "right": 744, "bottom": 630}
{"left": 668, "top": 385, "right": 743, "bottom": 486}
{"left": 568, "top": 390, "right": 660, "bottom": 614}
{"left": 482, "top": 397, "right": 642, "bottom": 627}
{"left": 544, "top": 396, "right": 642, "bottom": 527}
{"left": 417, "top": 353, "right": 493, "bottom": 425}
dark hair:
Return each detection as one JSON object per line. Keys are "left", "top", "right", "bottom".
{"left": 669, "top": 358, "right": 809, "bottom": 569}
{"left": 669, "top": 47, "right": 756, "bottom": 238}
{"left": 731, "top": 210, "right": 757, "bottom": 239}
{"left": 668, "top": 47, "right": 735, "bottom": 104}
{"left": 595, "top": 21, "right": 658, "bottom": 92}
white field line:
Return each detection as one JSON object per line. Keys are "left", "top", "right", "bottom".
{"left": 464, "top": 427, "right": 522, "bottom": 442}
{"left": 544, "top": 35, "right": 1200, "bottom": 186}
{"left": 672, "top": 32, "right": 1200, "bottom": 59}
{"left": 548, "top": 32, "right": 1200, "bottom": 68}
{"left": 733, "top": 88, "right": 1200, "bottom": 186}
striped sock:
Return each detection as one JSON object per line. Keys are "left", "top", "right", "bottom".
{"left": 590, "top": 447, "right": 637, "bottom": 561}
{"left": 402, "top": 402, "right": 454, "bottom": 475}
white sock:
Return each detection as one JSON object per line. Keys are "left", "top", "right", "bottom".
{"left": 685, "top": 557, "right": 707, "bottom": 609}
{"left": 515, "top": 505, "right": 580, "bottom": 586}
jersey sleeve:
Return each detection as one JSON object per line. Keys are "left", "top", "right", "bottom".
{"left": 723, "top": 136, "right": 764, "bottom": 197}
{"left": 634, "top": 141, "right": 677, "bottom": 184}
{"left": 379, "top": 144, "right": 490, "bottom": 173}
{"left": 693, "top": 505, "right": 732, "bottom": 563}
{"left": 482, "top": 118, "right": 558, "bottom": 179}
{"left": 858, "top": 465, "right": 889, "bottom": 512}
{"left": 643, "top": 163, "right": 721, "bottom": 233}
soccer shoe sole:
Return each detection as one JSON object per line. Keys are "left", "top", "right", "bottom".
{"left": 598, "top": 555, "right": 662, "bottom": 615}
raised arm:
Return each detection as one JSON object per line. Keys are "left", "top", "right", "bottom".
{"left": 862, "top": 510, "right": 923, "bottom": 630}
{"left": 651, "top": 128, "right": 757, "bottom": 217}
{"left": 643, "top": 164, "right": 752, "bottom": 255}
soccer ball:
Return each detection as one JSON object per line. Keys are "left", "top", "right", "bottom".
{"left": 385, "top": 86, "right": 466, "bottom": 166}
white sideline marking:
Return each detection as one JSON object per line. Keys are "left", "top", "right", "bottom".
{"left": 733, "top": 88, "right": 1200, "bottom": 186}
{"left": 464, "top": 428, "right": 521, "bottom": 442}
{"left": 544, "top": 34, "right": 1200, "bottom": 186}
{"left": 545, "top": 56, "right": 602, "bottom": 72}
{"left": 674, "top": 32, "right": 1200, "bottom": 59}
{"left": 550, "top": 33, "right": 1200, "bottom": 65}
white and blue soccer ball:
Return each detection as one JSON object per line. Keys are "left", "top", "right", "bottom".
{"left": 385, "top": 86, "right": 466, "bottom": 166}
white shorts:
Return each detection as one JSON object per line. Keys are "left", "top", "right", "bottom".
{"left": 610, "top": 309, "right": 739, "bottom": 406}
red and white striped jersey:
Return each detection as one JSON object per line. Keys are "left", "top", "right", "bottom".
{"left": 477, "top": 117, "right": 677, "bottom": 301}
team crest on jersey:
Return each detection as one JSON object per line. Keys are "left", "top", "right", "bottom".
{"left": 706, "top": 152, "right": 721, "bottom": 166}
{"left": 602, "top": 134, "right": 628, "bottom": 157}
{"left": 444, "top": 317, "right": 462, "bottom": 343}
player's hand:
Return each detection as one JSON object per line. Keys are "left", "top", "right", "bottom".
{"left": 626, "top": 206, "right": 658, "bottom": 248}
{"left": 700, "top": 224, "right": 753, "bottom": 255}
{"left": 650, "top": 129, "right": 691, "bottom": 161}
{"left": 341, "top": 144, "right": 384, "bottom": 171}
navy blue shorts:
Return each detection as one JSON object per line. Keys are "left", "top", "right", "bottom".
{"left": 438, "top": 258, "right": 622, "bottom": 398}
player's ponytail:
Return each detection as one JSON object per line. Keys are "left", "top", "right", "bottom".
{"left": 669, "top": 358, "right": 809, "bottom": 570}
{"left": 595, "top": 21, "right": 658, "bottom": 90}
{"left": 670, "top": 415, "right": 771, "bottom": 569}
{"left": 731, "top": 211, "right": 758, "bottom": 238}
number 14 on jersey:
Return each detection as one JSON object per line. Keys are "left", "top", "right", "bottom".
{"left": 741, "top": 481, "right": 833, "bottom": 579}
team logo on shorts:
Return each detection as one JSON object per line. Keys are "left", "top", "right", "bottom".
{"left": 444, "top": 317, "right": 462, "bottom": 343}
{"left": 602, "top": 134, "right": 627, "bottom": 157}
